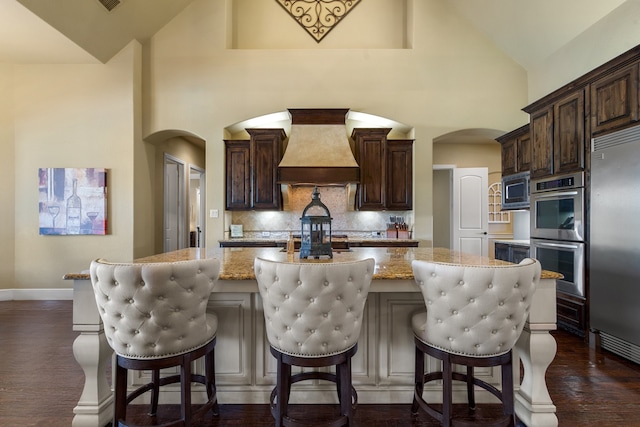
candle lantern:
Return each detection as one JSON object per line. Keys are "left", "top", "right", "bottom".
{"left": 300, "top": 187, "right": 333, "bottom": 259}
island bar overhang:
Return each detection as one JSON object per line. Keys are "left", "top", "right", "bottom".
{"left": 68, "top": 246, "right": 560, "bottom": 427}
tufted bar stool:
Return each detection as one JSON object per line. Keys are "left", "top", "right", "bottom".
{"left": 410, "top": 258, "right": 541, "bottom": 427}
{"left": 89, "top": 258, "right": 220, "bottom": 427}
{"left": 254, "top": 257, "right": 375, "bottom": 427}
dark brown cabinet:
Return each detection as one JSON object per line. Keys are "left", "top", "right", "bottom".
{"left": 247, "top": 129, "right": 285, "bottom": 210}
{"left": 554, "top": 89, "right": 585, "bottom": 175}
{"left": 352, "top": 129, "right": 413, "bottom": 211}
{"left": 225, "top": 129, "right": 285, "bottom": 210}
{"left": 557, "top": 293, "right": 587, "bottom": 338}
{"left": 497, "top": 124, "right": 530, "bottom": 176}
{"left": 224, "top": 140, "right": 251, "bottom": 210}
{"left": 590, "top": 62, "right": 639, "bottom": 135}
{"left": 352, "top": 128, "right": 389, "bottom": 210}
{"left": 386, "top": 140, "right": 413, "bottom": 210}
{"left": 494, "top": 241, "right": 530, "bottom": 264}
{"left": 525, "top": 88, "right": 586, "bottom": 179}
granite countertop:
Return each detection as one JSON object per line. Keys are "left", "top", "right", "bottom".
{"left": 218, "top": 237, "right": 419, "bottom": 244}
{"left": 65, "top": 246, "right": 561, "bottom": 281}
{"left": 494, "top": 239, "right": 531, "bottom": 246}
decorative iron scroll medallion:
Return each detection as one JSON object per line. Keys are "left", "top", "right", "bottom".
{"left": 276, "top": 0, "right": 361, "bottom": 43}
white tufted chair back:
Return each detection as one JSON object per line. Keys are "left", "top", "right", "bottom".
{"left": 254, "top": 258, "right": 375, "bottom": 357}
{"left": 411, "top": 258, "right": 540, "bottom": 357}
{"left": 90, "top": 258, "right": 220, "bottom": 360}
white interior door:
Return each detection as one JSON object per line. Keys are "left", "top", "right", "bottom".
{"left": 164, "top": 154, "right": 186, "bottom": 252}
{"left": 189, "top": 165, "right": 205, "bottom": 248}
{"left": 452, "top": 167, "right": 488, "bottom": 256}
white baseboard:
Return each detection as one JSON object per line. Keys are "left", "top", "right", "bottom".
{"left": 0, "top": 288, "right": 73, "bottom": 301}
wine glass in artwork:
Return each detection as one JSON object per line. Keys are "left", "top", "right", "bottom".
{"left": 47, "top": 205, "right": 60, "bottom": 229}
{"left": 86, "top": 211, "right": 99, "bottom": 232}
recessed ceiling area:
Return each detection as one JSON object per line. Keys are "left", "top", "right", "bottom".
{"left": 0, "top": 0, "right": 631, "bottom": 69}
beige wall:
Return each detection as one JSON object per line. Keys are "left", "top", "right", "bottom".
{"left": 433, "top": 142, "right": 502, "bottom": 184}
{"left": 528, "top": 0, "right": 640, "bottom": 101}
{"left": 147, "top": 0, "right": 529, "bottom": 248}
{"left": 0, "top": 65, "right": 16, "bottom": 290}
{"left": 5, "top": 0, "right": 640, "bottom": 292}
{"left": 8, "top": 43, "right": 140, "bottom": 291}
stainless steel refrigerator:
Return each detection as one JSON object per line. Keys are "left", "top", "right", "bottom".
{"left": 591, "top": 125, "right": 640, "bottom": 364}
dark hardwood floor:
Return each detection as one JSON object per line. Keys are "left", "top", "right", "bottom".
{"left": 1, "top": 300, "right": 640, "bottom": 426}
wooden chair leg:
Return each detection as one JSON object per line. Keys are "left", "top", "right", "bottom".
{"left": 181, "top": 356, "right": 192, "bottom": 425}
{"left": 467, "top": 365, "right": 476, "bottom": 410}
{"left": 502, "top": 354, "right": 516, "bottom": 426}
{"left": 412, "top": 345, "right": 425, "bottom": 414}
{"left": 149, "top": 369, "right": 160, "bottom": 416}
{"left": 442, "top": 355, "right": 453, "bottom": 427}
{"left": 274, "top": 356, "right": 291, "bottom": 427}
{"left": 114, "top": 361, "right": 128, "bottom": 426}
{"left": 206, "top": 347, "right": 219, "bottom": 416}
{"left": 339, "top": 358, "right": 353, "bottom": 422}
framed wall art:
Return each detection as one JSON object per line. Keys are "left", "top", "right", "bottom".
{"left": 38, "top": 167, "right": 108, "bottom": 235}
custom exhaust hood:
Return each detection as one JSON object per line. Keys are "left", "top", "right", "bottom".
{"left": 278, "top": 108, "right": 359, "bottom": 185}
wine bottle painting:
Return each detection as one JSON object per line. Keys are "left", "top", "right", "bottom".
{"left": 38, "top": 168, "right": 108, "bottom": 235}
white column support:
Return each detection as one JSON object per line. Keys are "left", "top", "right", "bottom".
{"left": 72, "top": 278, "right": 113, "bottom": 427}
{"left": 514, "top": 277, "right": 558, "bottom": 427}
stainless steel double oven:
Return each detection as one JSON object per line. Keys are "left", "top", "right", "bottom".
{"left": 530, "top": 172, "right": 585, "bottom": 297}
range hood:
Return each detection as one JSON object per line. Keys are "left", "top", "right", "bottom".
{"left": 278, "top": 108, "right": 359, "bottom": 185}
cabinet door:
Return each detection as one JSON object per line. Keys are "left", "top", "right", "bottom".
{"left": 225, "top": 140, "right": 251, "bottom": 210}
{"left": 591, "top": 63, "right": 639, "bottom": 135}
{"left": 554, "top": 89, "right": 585, "bottom": 175}
{"left": 353, "top": 128, "right": 390, "bottom": 210}
{"left": 501, "top": 138, "right": 517, "bottom": 176}
{"left": 516, "top": 132, "right": 531, "bottom": 173}
{"left": 511, "top": 245, "right": 530, "bottom": 264}
{"left": 497, "top": 124, "right": 529, "bottom": 176}
{"left": 247, "top": 129, "right": 285, "bottom": 210}
{"left": 494, "top": 243, "right": 510, "bottom": 261}
{"left": 386, "top": 140, "right": 413, "bottom": 210}
{"left": 530, "top": 107, "right": 554, "bottom": 178}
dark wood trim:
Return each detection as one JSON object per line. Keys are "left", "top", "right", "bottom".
{"left": 287, "top": 108, "right": 350, "bottom": 125}
{"left": 278, "top": 166, "right": 359, "bottom": 184}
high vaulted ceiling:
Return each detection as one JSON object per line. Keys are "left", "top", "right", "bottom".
{"left": 0, "top": 0, "right": 629, "bottom": 70}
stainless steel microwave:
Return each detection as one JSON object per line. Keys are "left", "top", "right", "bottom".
{"left": 501, "top": 171, "right": 530, "bottom": 210}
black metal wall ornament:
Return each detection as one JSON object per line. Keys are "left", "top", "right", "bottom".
{"left": 275, "top": 0, "right": 361, "bottom": 43}
{"left": 300, "top": 187, "right": 333, "bottom": 259}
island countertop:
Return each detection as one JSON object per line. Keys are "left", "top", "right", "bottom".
{"left": 65, "top": 246, "right": 562, "bottom": 281}
{"left": 68, "top": 245, "right": 560, "bottom": 427}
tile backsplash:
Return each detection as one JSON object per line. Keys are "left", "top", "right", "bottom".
{"left": 227, "top": 186, "right": 412, "bottom": 238}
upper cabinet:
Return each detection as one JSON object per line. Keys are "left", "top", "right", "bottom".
{"left": 524, "top": 88, "right": 586, "bottom": 179}
{"left": 386, "top": 140, "right": 414, "bottom": 210}
{"left": 352, "top": 128, "right": 389, "bottom": 210}
{"left": 351, "top": 129, "right": 413, "bottom": 211}
{"left": 497, "top": 124, "right": 530, "bottom": 176}
{"left": 514, "top": 45, "right": 640, "bottom": 181}
{"left": 225, "top": 139, "right": 251, "bottom": 210}
{"left": 225, "top": 128, "right": 285, "bottom": 211}
{"left": 590, "top": 62, "right": 639, "bottom": 136}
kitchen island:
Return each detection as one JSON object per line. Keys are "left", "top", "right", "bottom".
{"left": 68, "top": 246, "right": 560, "bottom": 427}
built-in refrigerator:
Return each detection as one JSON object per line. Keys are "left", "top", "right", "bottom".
{"left": 590, "top": 125, "right": 640, "bottom": 364}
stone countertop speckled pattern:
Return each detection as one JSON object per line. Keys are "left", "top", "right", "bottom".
{"left": 218, "top": 237, "right": 419, "bottom": 244}
{"left": 66, "top": 247, "right": 562, "bottom": 281}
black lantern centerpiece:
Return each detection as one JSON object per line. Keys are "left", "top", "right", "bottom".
{"left": 300, "top": 187, "right": 333, "bottom": 259}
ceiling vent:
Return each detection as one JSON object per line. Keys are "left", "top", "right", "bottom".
{"left": 97, "top": 0, "right": 121, "bottom": 12}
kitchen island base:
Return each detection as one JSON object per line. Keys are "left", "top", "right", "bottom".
{"left": 69, "top": 247, "right": 558, "bottom": 427}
